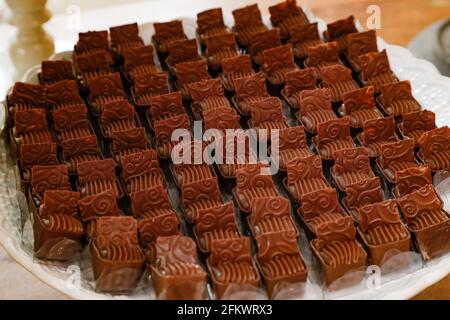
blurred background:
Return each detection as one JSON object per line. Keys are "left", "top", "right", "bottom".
{"left": 0, "top": 0, "right": 449, "bottom": 299}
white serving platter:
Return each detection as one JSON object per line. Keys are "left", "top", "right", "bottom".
{"left": 1, "top": 5, "right": 450, "bottom": 300}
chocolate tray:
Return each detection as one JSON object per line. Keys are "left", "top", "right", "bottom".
{"left": 2, "top": 10, "right": 450, "bottom": 300}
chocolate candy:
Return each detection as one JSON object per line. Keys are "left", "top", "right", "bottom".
{"left": 151, "top": 235, "right": 206, "bottom": 299}
{"left": 31, "top": 165, "right": 71, "bottom": 201}
{"left": 249, "top": 28, "right": 281, "bottom": 65}
{"left": 147, "top": 91, "right": 185, "bottom": 127}
{"left": 75, "top": 30, "right": 109, "bottom": 54}
{"left": 379, "top": 80, "right": 421, "bottom": 117}
{"left": 132, "top": 72, "right": 170, "bottom": 107}
{"left": 277, "top": 126, "right": 312, "bottom": 171}
{"left": 123, "top": 45, "right": 159, "bottom": 82}
{"left": 111, "top": 127, "right": 148, "bottom": 160}
{"left": 346, "top": 30, "right": 378, "bottom": 72}
{"left": 342, "top": 86, "right": 382, "bottom": 128}
{"left": 207, "top": 237, "right": 260, "bottom": 299}
{"left": 77, "top": 158, "right": 122, "bottom": 198}
{"left": 261, "top": 44, "right": 297, "bottom": 85}
{"left": 194, "top": 202, "right": 240, "bottom": 252}
{"left": 61, "top": 135, "right": 101, "bottom": 173}
{"left": 398, "top": 184, "right": 450, "bottom": 260}
{"left": 289, "top": 22, "right": 323, "bottom": 59}
{"left": 399, "top": 110, "right": 436, "bottom": 145}
{"left": 305, "top": 42, "right": 341, "bottom": 70}
{"left": 175, "top": 60, "right": 210, "bottom": 99}
{"left": 282, "top": 68, "right": 317, "bottom": 109}
{"left": 285, "top": 154, "right": 329, "bottom": 203}
{"left": 78, "top": 189, "right": 122, "bottom": 222}
{"left": 417, "top": 126, "right": 450, "bottom": 171}
{"left": 331, "top": 147, "right": 375, "bottom": 191}
{"left": 40, "top": 60, "right": 75, "bottom": 84}
{"left": 100, "top": 100, "right": 136, "bottom": 138}
{"left": 395, "top": 166, "right": 432, "bottom": 198}
{"left": 232, "top": 4, "right": 267, "bottom": 47}
{"left": 248, "top": 97, "right": 288, "bottom": 136}
{"left": 323, "top": 16, "right": 357, "bottom": 52}
{"left": 197, "top": 8, "right": 228, "bottom": 44}
{"left": 205, "top": 33, "right": 238, "bottom": 70}
{"left": 154, "top": 114, "right": 190, "bottom": 159}
{"left": 357, "top": 200, "right": 411, "bottom": 266}
{"left": 220, "top": 55, "right": 254, "bottom": 91}
{"left": 90, "top": 216, "right": 145, "bottom": 292}
{"left": 310, "top": 216, "right": 367, "bottom": 287}
{"left": 33, "top": 190, "right": 84, "bottom": 261}
{"left": 296, "top": 88, "right": 337, "bottom": 133}
{"left": 358, "top": 116, "right": 398, "bottom": 157}
{"left": 166, "top": 39, "right": 202, "bottom": 73}
{"left": 130, "top": 185, "right": 175, "bottom": 219}
{"left": 269, "top": 0, "right": 309, "bottom": 39}
{"left": 109, "top": 22, "right": 144, "bottom": 56}
{"left": 320, "top": 65, "right": 359, "bottom": 103}
{"left": 189, "top": 78, "right": 230, "bottom": 119}
{"left": 233, "top": 72, "right": 270, "bottom": 116}
{"left": 314, "top": 116, "right": 355, "bottom": 160}
{"left": 359, "top": 49, "right": 398, "bottom": 93}
{"left": 152, "top": 20, "right": 187, "bottom": 53}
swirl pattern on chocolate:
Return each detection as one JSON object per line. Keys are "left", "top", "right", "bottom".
{"left": 154, "top": 114, "right": 190, "bottom": 145}
{"left": 362, "top": 116, "right": 395, "bottom": 144}
{"left": 88, "top": 73, "right": 125, "bottom": 101}
{"left": 236, "top": 163, "right": 274, "bottom": 190}
{"left": 110, "top": 23, "right": 140, "bottom": 44}
{"left": 316, "top": 216, "right": 356, "bottom": 245}
{"left": 209, "top": 237, "right": 252, "bottom": 265}
{"left": 14, "top": 108, "right": 48, "bottom": 135}
{"left": 62, "top": 135, "right": 99, "bottom": 159}
{"left": 31, "top": 165, "right": 70, "bottom": 196}
{"left": 79, "top": 189, "right": 120, "bottom": 221}
{"left": 20, "top": 142, "right": 58, "bottom": 169}
{"left": 101, "top": 100, "right": 134, "bottom": 125}
{"left": 359, "top": 50, "right": 391, "bottom": 79}
{"left": 269, "top": 0, "right": 302, "bottom": 25}
{"left": 287, "top": 154, "right": 323, "bottom": 182}
{"left": 93, "top": 216, "right": 139, "bottom": 249}
{"left": 380, "top": 80, "right": 414, "bottom": 105}
{"left": 396, "top": 166, "right": 432, "bottom": 197}
{"left": 196, "top": 202, "right": 236, "bottom": 233}
{"left": 155, "top": 235, "right": 198, "bottom": 268}
{"left": 46, "top": 80, "right": 83, "bottom": 108}
{"left": 326, "top": 16, "right": 357, "bottom": 40}
{"left": 402, "top": 110, "right": 436, "bottom": 134}
{"left": 130, "top": 186, "right": 172, "bottom": 216}
{"left": 249, "top": 29, "right": 281, "bottom": 56}
{"left": 121, "top": 149, "right": 158, "bottom": 181}
{"left": 222, "top": 55, "right": 252, "bottom": 74}
{"left": 358, "top": 199, "right": 400, "bottom": 232}
{"left": 111, "top": 127, "right": 147, "bottom": 153}
{"left": 284, "top": 68, "right": 317, "bottom": 97}
{"left": 52, "top": 103, "right": 87, "bottom": 131}
{"left": 9, "top": 82, "right": 46, "bottom": 107}
{"left": 205, "top": 33, "right": 236, "bottom": 54}
{"left": 279, "top": 126, "right": 307, "bottom": 150}
{"left": 123, "top": 45, "right": 155, "bottom": 72}
{"left": 290, "top": 22, "right": 319, "bottom": 43}
{"left": 203, "top": 107, "right": 240, "bottom": 131}
{"left": 234, "top": 72, "right": 268, "bottom": 99}
{"left": 134, "top": 72, "right": 169, "bottom": 99}
{"left": 317, "top": 116, "right": 351, "bottom": 147}
{"left": 256, "top": 230, "right": 299, "bottom": 263}
{"left": 249, "top": 196, "right": 291, "bottom": 224}
{"left": 41, "top": 60, "right": 75, "bottom": 83}
{"left": 77, "top": 159, "right": 115, "bottom": 184}
{"left": 189, "top": 78, "right": 224, "bottom": 102}
{"left": 181, "top": 177, "right": 221, "bottom": 205}
{"left": 333, "top": 147, "right": 370, "bottom": 175}
{"left": 76, "top": 30, "right": 108, "bottom": 53}
{"left": 168, "top": 39, "right": 199, "bottom": 65}
{"left": 42, "top": 190, "right": 80, "bottom": 217}
{"left": 153, "top": 20, "right": 185, "bottom": 42}
{"left": 398, "top": 184, "right": 442, "bottom": 221}
{"left": 175, "top": 60, "right": 209, "bottom": 87}
{"left": 380, "top": 139, "right": 415, "bottom": 169}
{"left": 262, "top": 44, "right": 295, "bottom": 74}
{"left": 197, "top": 8, "right": 225, "bottom": 34}
{"left": 249, "top": 97, "right": 283, "bottom": 126}
{"left": 343, "top": 86, "right": 375, "bottom": 114}
{"left": 75, "top": 50, "right": 113, "bottom": 73}
{"left": 344, "top": 176, "right": 383, "bottom": 209}
{"left": 417, "top": 126, "right": 450, "bottom": 157}
{"left": 306, "top": 42, "right": 339, "bottom": 67}
{"left": 301, "top": 188, "right": 339, "bottom": 217}
{"left": 299, "top": 88, "right": 332, "bottom": 115}
{"left": 347, "top": 30, "right": 378, "bottom": 60}
{"left": 232, "top": 4, "right": 263, "bottom": 29}
{"left": 319, "top": 65, "right": 353, "bottom": 85}
{"left": 138, "top": 213, "right": 180, "bottom": 246}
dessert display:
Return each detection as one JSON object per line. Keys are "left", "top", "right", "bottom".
{"left": 4, "top": 0, "right": 450, "bottom": 300}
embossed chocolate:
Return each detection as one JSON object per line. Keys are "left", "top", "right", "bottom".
{"left": 319, "top": 65, "right": 359, "bottom": 103}
{"left": 358, "top": 116, "right": 398, "bottom": 157}
{"left": 296, "top": 88, "right": 337, "bottom": 133}
{"left": 171, "top": 156, "right": 215, "bottom": 187}
{"left": 359, "top": 50, "right": 398, "bottom": 93}
{"left": 395, "top": 166, "right": 432, "bottom": 198}
{"left": 379, "top": 80, "right": 421, "bottom": 117}
{"left": 417, "top": 126, "right": 450, "bottom": 171}
{"left": 282, "top": 68, "right": 317, "bottom": 108}
{"left": 249, "top": 28, "right": 281, "bottom": 65}
{"left": 147, "top": 91, "right": 186, "bottom": 126}
{"left": 194, "top": 202, "right": 239, "bottom": 252}
{"left": 123, "top": 45, "right": 158, "bottom": 81}
{"left": 46, "top": 80, "right": 83, "bottom": 109}
{"left": 357, "top": 200, "right": 411, "bottom": 266}
{"left": 87, "top": 73, "right": 126, "bottom": 114}
{"left": 255, "top": 230, "right": 308, "bottom": 297}
{"left": 233, "top": 72, "right": 269, "bottom": 116}
{"left": 346, "top": 30, "right": 378, "bottom": 71}
{"left": 19, "top": 142, "right": 58, "bottom": 174}
{"left": 189, "top": 78, "right": 230, "bottom": 119}
{"left": 324, "top": 16, "right": 357, "bottom": 51}
{"left": 90, "top": 216, "right": 145, "bottom": 292}
{"left": 78, "top": 189, "right": 121, "bottom": 222}
{"left": 398, "top": 184, "right": 450, "bottom": 260}
{"left": 233, "top": 163, "right": 278, "bottom": 213}
{"left": 167, "top": 39, "right": 201, "bottom": 72}
{"left": 377, "top": 139, "right": 419, "bottom": 183}
{"left": 175, "top": 60, "right": 210, "bottom": 99}
{"left": 74, "top": 50, "right": 113, "bottom": 74}
{"left": 75, "top": 30, "right": 109, "bottom": 54}
{"left": 121, "top": 150, "right": 164, "bottom": 194}
{"left": 399, "top": 110, "right": 436, "bottom": 145}
{"left": 311, "top": 216, "right": 367, "bottom": 287}
{"left": 331, "top": 147, "right": 374, "bottom": 191}
{"left": 299, "top": 188, "right": 344, "bottom": 234}
{"left": 138, "top": 212, "right": 180, "bottom": 248}
{"left": 154, "top": 114, "right": 191, "bottom": 159}
{"left": 8, "top": 82, "right": 46, "bottom": 110}
{"left": 181, "top": 177, "right": 222, "bottom": 223}
{"left": 249, "top": 97, "right": 288, "bottom": 134}
{"left": 289, "top": 22, "right": 322, "bottom": 59}
{"left": 203, "top": 107, "right": 241, "bottom": 131}
{"left": 315, "top": 116, "right": 355, "bottom": 160}
{"left": 14, "top": 108, "right": 48, "bottom": 135}
{"left": 277, "top": 126, "right": 312, "bottom": 171}
{"left": 285, "top": 154, "right": 328, "bottom": 203}
{"left": 41, "top": 60, "right": 75, "bottom": 84}
{"left": 197, "top": 8, "right": 228, "bottom": 43}
{"left": 232, "top": 4, "right": 267, "bottom": 47}
{"left": 152, "top": 20, "right": 187, "bottom": 53}
{"left": 52, "top": 104, "right": 88, "bottom": 131}
{"left": 207, "top": 236, "right": 260, "bottom": 299}
{"left": 220, "top": 54, "right": 254, "bottom": 91}
{"left": 130, "top": 186, "right": 173, "bottom": 219}
{"left": 61, "top": 135, "right": 101, "bottom": 172}
{"left": 269, "top": 0, "right": 309, "bottom": 39}
{"left": 133, "top": 72, "right": 170, "bottom": 106}
{"left": 111, "top": 127, "right": 148, "bottom": 158}
{"left": 110, "top": 23, "right": 143, "bottom": 55}
{"left": 31, "top": 165, "right": 71, "bottom": 199}
{"left": 305, "top": 42, "right": 341, "bottom": 69}
{"left": 343, "top": 176, "right": 384, "bottom": 221}
{"left": 33, "top": 190, "right": 84, "bottom": 261}
{"left": 205, "top": 33, "right": 238, "bottom": 70}
{"left": 77, "top": 158, "right": 122, "bottom": 198}
{"left": 248, "top": 196, "right": 297, "bottom": 238}
{"left": 342, "top": 86, "right": 381, "bottom": 128}
{"left": 100, "top": 100, "right": 136, "bottom": 138}
{"left": 151, "top": 235, "right": 207, "bottom": 299}
{"left": 261, "top": 44, "right": 297, "bottom": 85}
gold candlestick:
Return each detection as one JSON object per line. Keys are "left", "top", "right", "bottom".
{"left": 6, "top": 0, "right": 55, "bottom": 80}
